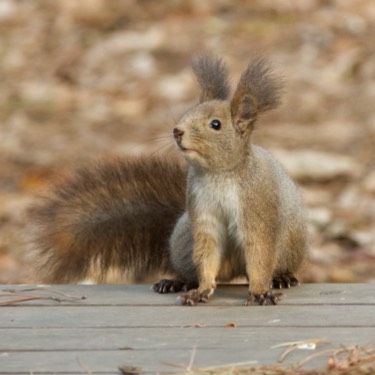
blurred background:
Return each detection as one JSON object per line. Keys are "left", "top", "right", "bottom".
{"left": 0, "top": 0, "right": 374, "bottom": 284}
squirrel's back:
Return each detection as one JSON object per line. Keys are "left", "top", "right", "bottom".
{"left": 29, "top": 156, "right": 187, "bottom": 283}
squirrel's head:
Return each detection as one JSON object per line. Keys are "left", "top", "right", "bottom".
{"left": 174, "top": 54, "right": 282, "bottom": 172}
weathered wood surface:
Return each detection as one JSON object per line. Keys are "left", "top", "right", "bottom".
{"left": 0, "top": 284, "right": 374, "bottom": 374}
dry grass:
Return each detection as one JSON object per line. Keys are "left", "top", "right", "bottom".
{"left": 168, "top": 345, "right": 375, "bottom": 375}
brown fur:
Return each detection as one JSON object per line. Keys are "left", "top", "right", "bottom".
{"left": 29, "top": 156, "right": 187, "bottom": 283}
{"left": 192, "top": 54, "right": 231, "bottom": 103}
{"left": 231, "top": 57, "right": 283, "bottom": 135}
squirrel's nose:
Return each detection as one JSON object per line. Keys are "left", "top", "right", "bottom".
{"left": 173, "top": 127, "right": 184, "bottom": 142}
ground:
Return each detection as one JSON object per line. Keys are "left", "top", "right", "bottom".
{"left": 0, "top": 0, "right": 374, "bottom": 283}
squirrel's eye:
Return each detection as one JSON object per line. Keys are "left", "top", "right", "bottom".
{"left": 210, "top": 119, "right": 221, "bottom": 130}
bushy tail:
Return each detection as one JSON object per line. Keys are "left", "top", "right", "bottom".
{"left": 28, "top": 156, "right": 187, "bottom": 283}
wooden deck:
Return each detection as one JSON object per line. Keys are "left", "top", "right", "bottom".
{"left": 1, "top": 283, "right": 374, "bottom": 374}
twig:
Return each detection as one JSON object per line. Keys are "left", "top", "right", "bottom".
{"left": 159, "top": 361, "right": 187, "bottom": 369}
{"left": 273, "top": 338, "right": 329, "bottom": 363}
{"left": 3, "top": 286, "right": 87, "bottom": 300}
{"left": 182, "top": 323, "right": 207, "bottom": 328}
{"left": 0, "top": 288, "right": 86, "bottom": 306}
{"left": 76, "top": 357, "right": 94, "bottom": 375}
{"left": 0, "top": 295, "right": 60, "bottom": 306}
{"left": 272, "top": 338, "right": 329, "bottom": 349}
{"left": 187, "top": 346, "right": 197, "bottom": 371}
{"left": 199, "top": 360, "right": 259, "bottom": 370}
{"left": 160, "top": 346, "right": 198, "bottom": 372}
{"left": 293, "top": 348, "right": 338, "bottom": 369}
{"left": 327, "top": 345, "right": 375, "bottom": 369}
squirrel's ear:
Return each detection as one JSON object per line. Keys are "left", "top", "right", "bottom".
{"left": 192, "top": 54, "right": 230, "bottom": 103}
{"left": 231, "top": 57, "right": 282, "bottom": 135}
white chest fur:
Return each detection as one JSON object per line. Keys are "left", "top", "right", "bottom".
{"left": 188, "top": 171, "right": 243, "bottom": 249}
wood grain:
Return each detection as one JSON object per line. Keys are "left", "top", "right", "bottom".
{"left": 0, "top": 283, "right": 374, "bottom": 374}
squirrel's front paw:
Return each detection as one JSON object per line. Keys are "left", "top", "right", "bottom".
{"left": 246, "top": 291, "right": 283, "bottom": 306}
{"left": 178, "top": 288, "right": 212, "bottom": 306}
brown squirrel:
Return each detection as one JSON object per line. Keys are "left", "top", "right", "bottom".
{"left": 29, "top": 55, "right": 308, "bottom": 305}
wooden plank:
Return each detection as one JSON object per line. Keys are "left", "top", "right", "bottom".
{"left": 1, "top": 284, "right": 375, "bottom": 306}
{"left": 1, "top": 327, "right": 374, "bottom": 351}
{"left": 0, "top": 349, "right": 272, "bottom": 374}
{"left": 1, "top": 305, "right": 375, "bottom": 328}
{"left": 1, "top": 284, "right": 374, "bottom": 374}
{"left": 0, "top": 345, "right": 364, "bottom": 374}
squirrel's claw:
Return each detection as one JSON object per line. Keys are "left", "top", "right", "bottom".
{"left": 178, "top": 288, "right": 211, "bottom": 305}
{"left": 153, "top": 279, "right": 198, "bottom": 294}
{"left": 246, "top": 291, "right": 283, "bottom": 306}
{"left": 153, "top": 279, "right": 185, "bottom": 294}
{"left": 178, "top": 289, "right": 201, "bottom": 305}
{"left": 272, "top": 274, "right": 299, "bottom": 289}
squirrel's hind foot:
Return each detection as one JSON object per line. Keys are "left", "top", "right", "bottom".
{"left": 272, "top": 273, "right": 299, "bottom": 289}
{"left": 178, "top": 288, "right": 211, "bottom": 306}
{"left": 153, "top": 279, "right": 197, "bottom": 294}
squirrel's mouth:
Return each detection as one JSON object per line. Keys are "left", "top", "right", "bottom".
{"left": 177, "top": 144, "right": 197, "bottom": 157}
{"left": 175, "top": 139, "right": 198, "bottom": 156}
{"left": 178, "top": 144, "right": 194, "bottom": 154}
{"left": 176, "top": 140, "right": 189, "bottom": 153}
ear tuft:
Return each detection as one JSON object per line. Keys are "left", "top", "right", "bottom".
{"left": 231, "top": 57, "right": 283, "bottom": 133}
{"left": 192, "top": 54, "right": 231, "bottom": 103}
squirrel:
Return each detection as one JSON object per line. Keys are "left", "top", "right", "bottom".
{"left": 29, "top": 54, "right": 308, "bottom": 306}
